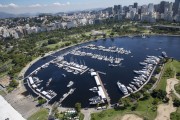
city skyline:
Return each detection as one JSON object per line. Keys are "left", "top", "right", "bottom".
{"left": 0, "top": 0, "right": 175, "bottom": 14}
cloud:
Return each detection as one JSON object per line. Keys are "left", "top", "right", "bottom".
{"left": 67, "top": 2, "right": 70, "bottom": 5}
{"left": 53, "top": 2, "right": 63, "bottom": 6}
{"left": 0, "top": 3, "right": 18, "bottom": 8}
{"left": 52, "top": 2, "right": 70, "bottom": 6}
{"left": 29, "top": 4, "right": 42, "bottom": 8}
{"left": 9, "top": 3, "right": 18, "bottom": 8}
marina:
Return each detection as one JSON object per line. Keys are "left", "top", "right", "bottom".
{"left": 24, "top": 36, "right": 180, "bottom": 108}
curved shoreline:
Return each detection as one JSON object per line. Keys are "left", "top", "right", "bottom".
{"left": 18, "top": 34, "right": 180, "bottom": 109}
{"left": 19, "top": 33, "right": 180, "bottom": 79}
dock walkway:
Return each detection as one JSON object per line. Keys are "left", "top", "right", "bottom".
{"left": 58, "top": 88, "right": 76, "bottom": 105}
{"left": 27, "top": 78, "right": 49, "bottom": 102}
{"left": 96, "top": 72, "right": 110, "bottom": 105}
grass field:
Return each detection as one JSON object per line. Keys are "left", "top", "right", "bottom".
{"left": 91, "top": 97, "right": 157, "bottom": 120}
{"left": 0, "top": 90, "right": 6, "bottom": 96}
{"left": 156, "top": 60, "right": 180, "bottom": 90}
{"left": 27, "top": 108, "right": 48, "bottom": 120}
{"left": 175, "top": 83, "right": 180, "bottom": 95}
{"left": 170, "top": 107, "right": 180, "bottom": 120}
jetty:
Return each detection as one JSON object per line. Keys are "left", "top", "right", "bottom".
{"left": 58, "top": 88, "right": 76, "bottom": 105}
{"left": 91, "top": 72, "right": 110, "bottom": 105}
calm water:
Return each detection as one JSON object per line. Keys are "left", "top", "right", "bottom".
{"left": 25, "top": 36, "right": 180, "bottom": 108}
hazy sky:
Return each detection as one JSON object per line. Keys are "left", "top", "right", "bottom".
{"left": 0, "top": 0, "right": 175, "bottom": 14}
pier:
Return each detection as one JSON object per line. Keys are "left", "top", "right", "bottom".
{"left": 97, "top": 71, "right": 106, "bottom": 75}
{"left": 96, "top": 72, "right": 110, "bottom": 105}
{"left": 80, "top": 68, "right": 89, "bottom": 75}
{"left": 49, "top": 55, "right": 58, "bottom": 58}
{"left": 27, "top": 77, "right": 49, "bottom": 102}
{"left": 58, "top": 88, "right": 76, "bottom": 105}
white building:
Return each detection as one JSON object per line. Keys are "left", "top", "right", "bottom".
{"left": 67, "top": 20, "right": 77, "bottom": 29}
{"left": 0, "top": 95, "right": 26, "bottom": 120}
{"left": 60, "top": 22, "right": 67, "bottom": 29}
{"left": 79, "top": 18, "right": 87, "bottom": 26}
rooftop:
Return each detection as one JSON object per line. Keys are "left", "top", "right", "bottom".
{"left": 0, "top": 95, "right": 26, "bottom": 120}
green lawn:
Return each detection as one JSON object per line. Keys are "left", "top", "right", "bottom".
{"left": 156, "top": 60, "right": 180, "bottom": 91}
{"left": 0, "top": 90, "right": 6, "bottom": 96}
{"left": 91, "top": 97, "right": 156, "bottom": 120}
{"left": 175, "top": 83, "right": 180, "bottom": 95}
{"left": 170, "top": 107, "right": 180, "bottom": 120}
{"left": 27, "top": 108, "right": 49, "bottom": 120}
{"left": 79, "top": 113, "right": 84, "bottom": 120}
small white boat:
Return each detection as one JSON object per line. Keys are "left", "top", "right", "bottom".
{"left": 67, "top": 81, "right": 74, "bottom": 87}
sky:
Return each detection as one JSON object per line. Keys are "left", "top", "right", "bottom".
{"left": 0, "top": 0, "right": 175, "bottom": 14}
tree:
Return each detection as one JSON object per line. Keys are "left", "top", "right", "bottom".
{"left": 151, "top": 89, "right": 167, "bottom": 100}
{"left": 48, "top": 39, "right": 57, "bottom": 44}
{"left": 38, "top": 98, "right": 46, "bottom": 105}
{"left": 9, "top": 80, "right": 19, "bottom": 88}
{"left": 155, "top": 67, "right": 161, "bottom": 74}
{"left": 119, "top": 98, "right": 131, "bottom": 108}
{"left": 75, "top": 102, "right": 81, "bottom": 113}
{"left": 152, "top": 98, "right": 160, "bottom": 105}
{"left": 151, "top": 76, "right": 157, "bottom": 84}
{"left": 173, "top": 99, "right": 180, "bottom": 107}
{"left": 131, "top": 103, "right": 138, "bottom": 111}
{"left": 142, "top": 92, "right": 150, "bottom": 100}
{"left": 163, "top": 96, "right": 169, "bottom": 103}
{"left": 130, "top": 92, "right": 141, "bottom": 100}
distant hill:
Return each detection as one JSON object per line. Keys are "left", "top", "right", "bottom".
{"left": 0, "top": 12, "right": 37, "bottom": 19}
{"left": 0, "top": 12, "right": 16, "bottom": 18}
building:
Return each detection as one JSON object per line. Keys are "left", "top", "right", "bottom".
{"left": 173, "top": 0, "right": 180, "bottom": 15}
{"left": 159, "top": 1, "right": 169, "bottom": 14}
{"left": 67, "top": 20, "right": 77, "bottom": 29}
{"left": 164, "top": 2, "right": 173, "bottom": 13}
{"left": 148, "top": 3, "right": 154, "bottom": 13}
{"left": 60, "top": 22, "right": 67, "bottom": 29}
{"left": 0, "top": 95, "right": 26, "bottom": 120}
{"left": 141, "top": 5, "right": 148, "bottom": 14}
{"left": 134, "top": 2, "right": 138, "bottom": 9}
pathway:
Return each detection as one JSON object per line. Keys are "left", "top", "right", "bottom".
{"left": 81, "top": 108, "right": 103, "bottom": 120}
{"left": 155, "top": 78, "right": 179, "bottom": 120}
{"left": 120, "top": 114, "right": 143, "bottom": 120}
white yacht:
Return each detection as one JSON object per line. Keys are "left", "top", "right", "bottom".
{"left": 129, "top": 84, "right": 137, "bottom": 91}
{"left": 89, "top": 87, "right": 98, "bottom": 92}
{"left": 127, "top": 86, "right": 133, "bottom": 93}
{"left": 117, "top": 81, "right": 128, "bottom": 95}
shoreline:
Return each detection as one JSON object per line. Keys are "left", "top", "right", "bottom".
{"left": 18, "top": 33, "right": 180, "bottom": 79}
{"left": 18, "top": 33, "right": 180, "bottom": 108}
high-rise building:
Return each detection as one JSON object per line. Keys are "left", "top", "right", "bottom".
{"left": 118, "top": 5, "right": 123, "bottom": 13}
{"left": 134, "top": 2, "right": 138, "bottom": 9}
{"left": 173, "top": 0, "right": 180, "bottom": 15}
{"left": 159, "top": 1, "right": 169, "bottom": 14}
{"left": 148, "top": 3, "right": 154, "bottom": 13}
{"left": 154, "top": 4, "right": 160, "bottom": 12}
{"left": 141, "top": 5, "right": 148, "bottom": 14}
{"left": 123, "top": 6, "right": 129, "bottom": 13}
{"left": 114, "top": 5, "right": 118, "bottom": 14}
{"left": 164, "top": 2, "right": 173, "bottom": 13}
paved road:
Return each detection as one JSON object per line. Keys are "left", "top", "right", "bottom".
{"left": 81, "top": 108, "right": 103, "bottom": 120}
